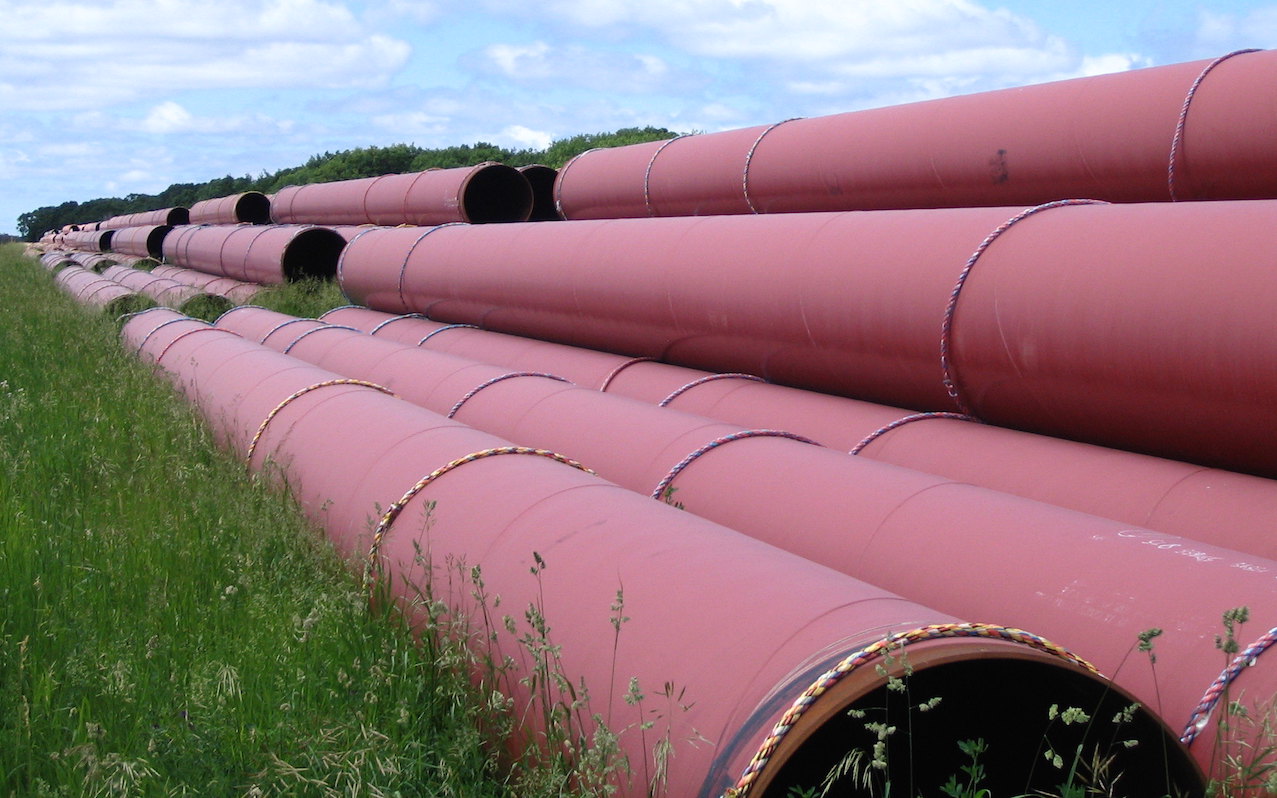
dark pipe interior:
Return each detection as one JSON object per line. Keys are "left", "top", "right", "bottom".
{"left": 98, "top": 230, "right": 115, "bottom": 251}
{"left": 520, "top": 165, "right": 561, "bottom": 221}
{"left": 166, "top": 207, "right": 191, "bottom": 226}
{"left": 146, "top": 226, "right": 173, "bottom": 259}
{"left": 763, "top": 658, "right": 1203, "bottom": 798}
{"left": 461, "top": 164, "right": 534, "bottom": 223}
{"left": 234, "top": 192, "right": 273, "bottom": 224}
{"left": 282, "top": 227, "right": 348, "bottom": 281}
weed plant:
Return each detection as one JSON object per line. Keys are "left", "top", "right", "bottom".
{"left": 0, "top": 244, "right": 578, "bottom": 795}
{"left": 248, "top": 277, "right": 351, "bottom": 320}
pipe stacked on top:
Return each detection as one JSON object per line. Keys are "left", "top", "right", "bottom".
{"left": 336, "top": 200, "right": 1277, "bottom": 478}
{"left": 271, "top": 162, "right": 533, "bottom": 226}
{"left": 318, "top": 305, "right": 1277, "bottom": 558}
{"left": 555, "top": 49, "right": 1277, "bottom": 219}
{"left": 161, "top": 224, "right": 346, "bottom": 283}
{"left": 118, "top": 306, "right": 1202, "bottom": 797}
{"left": 215, "top": 305, "right": 1277, "bottom": 780}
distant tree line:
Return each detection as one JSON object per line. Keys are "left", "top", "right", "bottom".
{"left": 18, "top": 126, "right": 678, "bottom": 241}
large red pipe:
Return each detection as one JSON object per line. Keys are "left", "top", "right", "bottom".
{"left": 62, "top": 228, "right": 114, "bottom": 253}
{"left": 319, "top": 305, "right": 1277, "bottom": 558}
{"left": 150, "top": 264, "right": 265, "bottom": 304}
{"left": 161, "top": 224, "right": 346, "bottom": 283}
{"left": 215, "top": 305, "right": 1277, "bottom": 777}
{"left": 188, "top": 192, "right": 273, "bottom": 225}
{"left": 98, "top": 207, "right": 189, "bottom": 230}
{"left": 336, "top": 202, "right": 1277, "bottom": 478}
{"left": 122, "top": 308, "right": 1199, "bottom": 797}
{"left": 100, "top": 264, "right": 231, "bottom": 318}
{"left": 271, "top": 163, "right": 534, "bottom": 226}
{"left": 556, "top": 49, "right": 1277, "bottom": 219}
{"left": 53, "top": 264, "right": 153, "bottom": 315}
{"left": 108, "top": 224, "right": 171, "bottom": 259}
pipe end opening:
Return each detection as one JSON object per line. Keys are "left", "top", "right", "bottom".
{"left": 461, "top": 163, "right": 534, "bottom": 223}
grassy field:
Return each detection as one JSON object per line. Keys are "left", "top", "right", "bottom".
{"left": 0, "top": 243, "right": 564, "bottom": 796}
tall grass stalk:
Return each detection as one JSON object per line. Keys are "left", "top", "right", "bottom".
{"left": 0, "top": 244, "right": 570, "bottom": 796}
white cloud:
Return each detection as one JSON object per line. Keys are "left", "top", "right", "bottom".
{"left": 0, "top": 1, "right": 411, "bottom": 110}
{"left": 493, "top": 124, "right": 553, "bottom": 150}
{"left": 478, "top": 0, "right": 1143, "bottom": 105}
{"left": 0, "top": 149, "right": 31, "bottom": 180}
{"left": 371, "top": 111, "right": 452, "bottom": 138}
{"left": 1193, "top": 8, "right": 1277, "bottom": 56}
{"left": 474, "top": 40, "right": 672, "bottom": 92}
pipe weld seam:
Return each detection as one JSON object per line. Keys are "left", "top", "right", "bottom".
{"left": 363, "top": 446, "right": 594, "bottom": 587}
{"left": 658, "top": 373, "right": 767, "bottom": 407}
{"left": 259, "top": 317, "right": 314, "bottom": 345}
{"left": 154, "top": 326, "right": 238, "bottom": 366}
{"left": 725, "top": 623, "right": 1099, "bottom": 798}
{"left": 649, "top": 429, "right": 821, "bottom": 501}
{"left": 117, "top": 306, "right": 168, "bottom": 327}
{"left": 552, "top": 147, "right": 599, "bottom": 220}
{"left": 369, "top": 313, "right": 427, "bottom": 336}
{"left": 742, "top": 118, "right": 802, "bottom": 214}
{"left": 245, "top": 379, "right": 396, "bottom": 468}
{"left": 318, "top": 304, "right": 367, "bottom": 321}
{"left": 1180, "top": 625, "right": 1277, "bottom": 745}
{"left": 417, "top": 323, "right": 478, "bottom": 346}
{"left": 134, "top": 312, "right": 208, "bottom": 350}
{"left": 335, "top": 229, "right": 380, "bottom": 286}
{"left": 281, "top": 324, "right": 361, "bottom": 355}
{"left": 1168, "top": 48, "right": 1261, "bottom": 201}
{"left": 940, "top": 198, "right": 1109, "bottom": 416}
{"left": 849, "top": 412, "right": 980, "bottom": 455}
{"left": 598, "top": 356, "right": 657, "bottom": 392}
{"left": 643, "top": 135, "right": 692, "bottom": 217}
{"left": 397, "top": 223, "right": 466, "bottom": 309}
{"left": 445, "top": 372, "right": 571, "bottom": 419}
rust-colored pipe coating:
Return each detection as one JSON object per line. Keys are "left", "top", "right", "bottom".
{"left": 151, "top": 264, "right": 265, "bottom": 304}
{"left": 53, "top": 264, "right": 153, "bottom": 315}
{"left": 556, "top": 49, "right": 1277, "bottom": 219}
{"left": 271, "top": 163, "right": 533, "bottom": 226}
{"left": 98, "top": 207, "right": 189, "bottom": 230}
{"left": 188, "top": 192, "right": 273, "bottom": 225}
{"left": 215, "top": 305, "right": 1277, "bottom": 780}
{"left": 336, "top": 201, "right": 1277, "bottom": 478}
{"left": 319, "top": 305, "right": 1277, "bottom": 560}
{"left": 100, "top": 264, "right": 231, "bottom": 317}
{"left": 108, "top": 224, "right": 172, "bottom": 259}
{"left": 161, "top": 224, "right": 346, "bottom": 283}
{"left": 120, "top": 308, "right": 1201, "bottom": 797}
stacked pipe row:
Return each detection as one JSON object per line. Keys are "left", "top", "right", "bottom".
{"left": 213, "top": 305, "right": 1277, "bottom": 776}
{"left": 98, "top": 206, "right": 189, "bottom": 230}
{"left": 317, "top": 305, "right": 1277, "bottom": 557}
{"left": 150, "top": 263, "right": 265, "bottom": 304}
{"left": 270, "top": 162, "right": 539, "bottom": 226}
{"left": 52, "top": 264, "right": 153, "bottom": 315}
{"left": 121, "top": 306, "right": 1203, "bottom": 797}
{"left": 188, "top": 192, "right": 273, "bottom": 225}
{"left": 554, "top": 49, "right": 1277, "bottom": 219}
{"left": 160, "top": 223, "right": 347, "bottom": 283}
{"left": 336, "top": 199, "right": 1277, "bottom": 478}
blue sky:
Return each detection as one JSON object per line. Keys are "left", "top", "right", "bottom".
{"left": 3, "top": 0, "right": 1275, "bottom": 235}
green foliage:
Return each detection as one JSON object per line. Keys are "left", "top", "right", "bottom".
{"left": 19, "top": 127, "right": 681, "bottom": 240}
{"left": 0, "top": 243, "right": 579, "bottom": 796}
{"left": 247, "top": 277, "right": 351, "bottom": 320}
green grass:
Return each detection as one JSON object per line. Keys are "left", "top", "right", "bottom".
{"left": 248, "top": 277, "right": 352, "bottom": 320}
{"left": 0, "top": 243, "right": 541, "bottom": 796}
